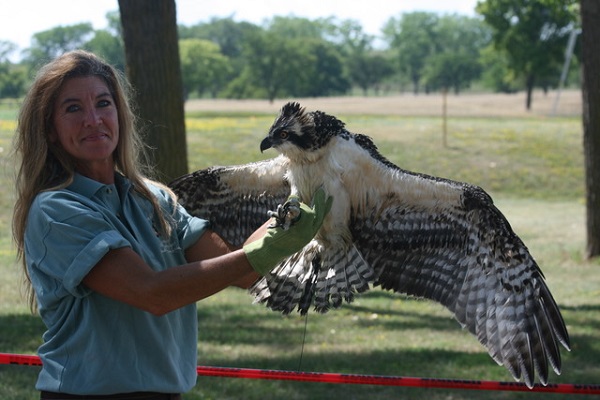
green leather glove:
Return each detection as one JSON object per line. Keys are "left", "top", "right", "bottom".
{"left": 243, "top": 188, "right": 333, "bottom": 276}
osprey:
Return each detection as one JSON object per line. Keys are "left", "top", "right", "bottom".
{"left": 170, "top": 102, "right": 570, "bottom": 388}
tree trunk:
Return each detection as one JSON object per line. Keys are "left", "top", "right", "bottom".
{"left": 411, "top": 73, "right": 419, "bottom": 94}
{"left": 525, "top": 73, "right": 535, "bottom": 111}
{"left": 118, "top": 0, "right": 187, "bottom": 183}
{"left": 581, "top": 0, "right": 600, "bottom": 258}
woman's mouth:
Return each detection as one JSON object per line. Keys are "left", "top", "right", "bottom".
{"left": 83, "top": 132, "right": 110, "bottom": 142}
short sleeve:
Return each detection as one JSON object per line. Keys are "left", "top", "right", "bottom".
{"left": 147, "top": 183, "right": 210, "bottom": 251}
{"left": 174, "top": 202, "right": 210, "bottom": 250}
{"left": 25, "top": 193, "right": 131, "bottom": 300}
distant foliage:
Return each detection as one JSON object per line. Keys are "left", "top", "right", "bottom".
{"left": 476, "top": 0, "right": 579, "bottom": 109}
{"left": 0, "top": 6, "right": 580, "bottom": 102}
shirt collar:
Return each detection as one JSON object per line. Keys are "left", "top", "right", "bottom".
{"left": 67, "top": 173, "right": 132, "bottom": 199}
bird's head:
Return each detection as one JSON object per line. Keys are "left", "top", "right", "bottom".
{"left": 260, "top": 102, "right": 345, "bottom": 159}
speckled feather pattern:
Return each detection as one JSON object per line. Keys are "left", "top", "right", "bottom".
{"left": 169, "top": 158, "right": 290, "bottom": 246}
{"left": 169, "top": 102, "right": 570, "bottom": 388}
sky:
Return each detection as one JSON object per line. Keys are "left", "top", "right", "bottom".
{"left": 1, "top": 0, "right": 479, "bottom": 61}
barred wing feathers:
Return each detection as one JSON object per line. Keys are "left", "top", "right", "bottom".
{"left": 349, "top": 168, "right": 570, "bottom": 387}
{"left": 169, "top": 157, "right": 290, "bottom": 246}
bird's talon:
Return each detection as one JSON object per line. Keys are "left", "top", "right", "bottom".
{"left": 268, "top": 197, "right": 301, "bottom": 229}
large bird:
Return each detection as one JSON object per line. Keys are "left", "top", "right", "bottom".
{"left": 169, "top": 102, "right": 570, "bottom": 388}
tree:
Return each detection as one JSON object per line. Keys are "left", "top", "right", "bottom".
{"left": 479, "top": 45, "right": 520, "bottom": 93}
{"left": 435, "top": 14, "right": 491, "bottom": 56}
{"left": 0, "top": 63, "right": 27, "bottom": 98}
{"left": 25, "top": 23, "right": 94, "bottom": 65}
{"left": 118, "top": 0, "right": 187, "bottom": 182}
{"left": 179, "top": 38, "right": 231, "bottom": 98}
{"left": 581, "top": 0, "right": 600, "bottom": 258}
{"left": 421, "top": 52, "right": 482, "bottom": 147}
{"left": 179, "top": 17, "right": 261, "bottom": 60}
{"left": 334, "top": 19, "right": 391, "bottom": 95}
{"left": 85, "top": 29, "right": 125, "bottom": 70}
{"left": 0, "top": 40, "right": 16, "bottom": 62}
{"left": 422, "top": 15, "right": 488, "bottom": 94}
{"left": 267, "top": 15, "right": 330, "bottom": 40}
{"left": 348, "top": 52, "right": 393, "bottom": 96}
{"left": 476, "top": 0, "right": 578, "bottom": 110}
{"left": 383, "top": 12, "right": 439, "bottom": 94}
{"left": 261, "top": 16, "right": 350, "bottom": 98}
{"left": 383, "top": 13, "right": 489, "bottom": 95}
{"left": 85, "top": 10, "right": 125, "bottom": 70}
{"left": 240, "top": 29, "right": 298, "bottom": 102}
{"left": 289, "top": 38, "right": 350, "bottom": 97}
{"left": 423, "top": 52, "right": 482, "bottom": 95}
{"left": 0, "top": 41, "right": 27, "bottom": 98}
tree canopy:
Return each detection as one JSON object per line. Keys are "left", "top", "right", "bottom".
{"left": 476, "top": 0, "right": 579, "bottom": 109}
{"left": 0, "top": 5, "right": 581, "bottom": 105}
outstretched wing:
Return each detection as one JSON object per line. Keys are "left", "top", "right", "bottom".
{"left": 352, "top": 172, "right": 570, "bottom": 387}
{"left": 169, "top": 156, "right": 290, "bottom": 246}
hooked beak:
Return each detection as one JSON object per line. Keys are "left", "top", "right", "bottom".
{"left": 260, "top": 136, "right": 273, "bottom": 153}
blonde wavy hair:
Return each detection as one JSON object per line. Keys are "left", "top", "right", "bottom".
{"left": 13, "top": 50, "right": 175, "bottom": 312}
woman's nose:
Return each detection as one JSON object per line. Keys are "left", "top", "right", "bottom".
{"left": 83, "top": 108, "right": 102, "bottom": 127}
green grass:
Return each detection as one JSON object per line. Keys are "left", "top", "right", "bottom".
{"left": 184, "top": 113, "right": 584, "bottom": 200}
{"left": 1, "top": 105, "right": 599, "bottom": 399}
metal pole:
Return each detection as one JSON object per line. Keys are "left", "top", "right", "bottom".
{"left": 552, "top": 28, "right": 581, "bottom": 115}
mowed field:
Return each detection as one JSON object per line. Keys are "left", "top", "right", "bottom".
{"left": 1, "top": 90, "right": 599, "bottom": 400}
{"left": 185, "top": 89, "right": 582, "bottom": 118}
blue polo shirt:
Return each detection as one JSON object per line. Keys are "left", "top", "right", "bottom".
{"left": 24, "top": 173, "right": 209, "bottom": 395}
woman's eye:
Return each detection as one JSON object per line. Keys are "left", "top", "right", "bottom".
{"left": 98, "top": 99, "right": 112, "bottom": 108}
{"left": 65, "top": 104, "right": 80, "bottom": 113}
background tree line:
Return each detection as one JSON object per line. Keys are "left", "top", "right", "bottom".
{"left": 0, "top": 0, "right": 579, "bottom": 109}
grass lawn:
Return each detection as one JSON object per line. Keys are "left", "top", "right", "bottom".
{"left": 0, "top": 93, "right": 598, "bottom": 399}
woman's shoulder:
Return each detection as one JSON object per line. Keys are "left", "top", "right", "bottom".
{"left": 31, "top": 187, "right": 99, "bottom": 222}
{"left": 34, "top": 187, "right": 88, "bottom": 206}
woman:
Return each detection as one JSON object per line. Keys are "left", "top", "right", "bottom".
{"left": 12, "top": 50, "right": 331, "bottom": 399}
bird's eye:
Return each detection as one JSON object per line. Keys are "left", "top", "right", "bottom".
{"left": 279, "top": 130, "right": 289, "bottom": 139}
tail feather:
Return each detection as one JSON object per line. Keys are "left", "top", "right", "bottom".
{"left": 250, "top": 242, "right": 320, "bottom": 314}
{"left": 250, "top": 243, "right": 375, "bottom": 314}
{"left": 298, "top": 256, "right": 320, "bottom": 315}
{"left": 313, "top": 245, "right": 374, "bottom": 312}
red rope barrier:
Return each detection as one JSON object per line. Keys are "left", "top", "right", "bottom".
{"left": 2, "top": 352, "right": 599, "bottom": 395}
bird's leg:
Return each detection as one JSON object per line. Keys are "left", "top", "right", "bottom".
{"left": 267, "top": 196, "right": 301, "bottom": 230}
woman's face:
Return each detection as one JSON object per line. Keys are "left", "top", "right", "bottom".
{"left": 51, "top": 76, "right": 119, "bottom": 182}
